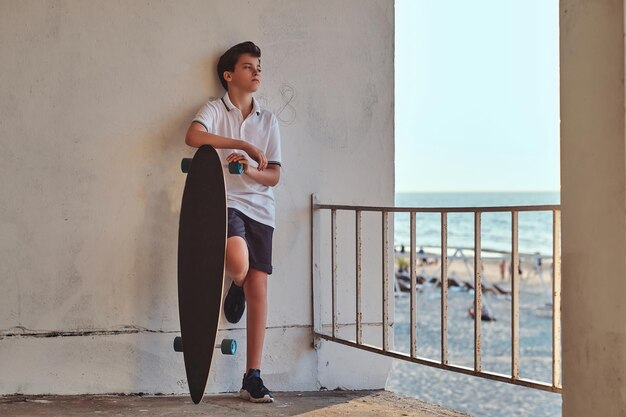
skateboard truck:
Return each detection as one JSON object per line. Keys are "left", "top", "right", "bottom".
{"left": 173, "top": 336, "right": 237, "bottom": 355}
{"left": 181, "top": 158, "right": 243, "bottom": 175}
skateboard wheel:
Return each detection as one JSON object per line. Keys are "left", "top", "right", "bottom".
{"left": 173, "top": 336, "right": 183, "bottom": 352}
{"left": 220, "top": 338, "right": 237, "bottom": 355}
{"left": 228, "top": 162, "right": 244, "bottom": 175}
{"left": 181, "top": 158, "right": 192, "bottom": 173}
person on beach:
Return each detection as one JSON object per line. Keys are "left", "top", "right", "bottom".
{"left": 499, "top": 259, "right": 506, "bottom": 280}
{"left": 533, "top": 252, "right": 544, "bottom": 281}
{"left": 185, "top": 41, "right": 281, "bottom": 403}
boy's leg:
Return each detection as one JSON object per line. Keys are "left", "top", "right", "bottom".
{"left": 239, "top": 266, "right": 273, "bottom": 403}
{"left": 225, "top": 209, "right": 273, "bottom": 401}
{"left": 243, "top": 268, "right": 268, "bottom": 370}
{"left": 226, "top": 236, "right": 249, "bottom": 286}
{"left": 224, "top": 236, "right": 249, "bottom": 324}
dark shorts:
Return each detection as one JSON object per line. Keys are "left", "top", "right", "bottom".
{"left": 227, "top": 208, "right": 274, "bottom": 275}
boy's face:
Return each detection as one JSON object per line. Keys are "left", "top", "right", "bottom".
{"left": 224, "top": 53, "right": 261, "bottom": 93}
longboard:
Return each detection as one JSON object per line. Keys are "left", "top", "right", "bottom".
{"left": 175, "top": 145, "right": 237, "bottom": 404}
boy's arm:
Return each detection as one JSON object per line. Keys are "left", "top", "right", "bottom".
{"left": 185, "top": 122, "right": 244, "bottom": 149}
{"left": 226, "top": 152, "right": 280, "bottom": 187}
{"left": 185, "top": 122, "right": 268, "bottom": 169}
{"left": 244, "top": 165, "right": 280, "bottom": 187}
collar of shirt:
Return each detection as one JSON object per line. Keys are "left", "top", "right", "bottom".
{"left": 221, "top": 92, "right": 261, "bottom": 117}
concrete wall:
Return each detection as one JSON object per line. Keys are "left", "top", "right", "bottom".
{"left": 560, "top": 0, "right": 626, "bottom": 416}
{"left": 0, "top": 0, "right": 394, "bottom": 394}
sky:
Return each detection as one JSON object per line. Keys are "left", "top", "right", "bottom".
{"left": 395, "top": 0, "right": 560, "bottom": 193}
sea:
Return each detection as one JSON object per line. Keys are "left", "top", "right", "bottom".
{"left": 393, "top": 191, "right": 560, "bottom": 255}
{"left": 386, "top": 192, "right": 562, "bottom": 417}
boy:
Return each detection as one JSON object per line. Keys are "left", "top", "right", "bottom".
{"left": 185, "top": 41, "right": 281, "bottom": 403}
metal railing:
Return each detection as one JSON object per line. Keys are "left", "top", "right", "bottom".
{"left": 310, "top": 194, "right": 562, "bottom": 393}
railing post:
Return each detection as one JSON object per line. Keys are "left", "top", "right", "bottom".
{"left": 311, "top": 194, "right": 322, "bottom": 348}
{"left": 331, "top": 208, "right": 338, "bottom": 339}
{"left": 511, "top": 211, "right": 520, "bottom": 380}
{"left": 552, "top": 209, "right": 562, "bottom": 389}
{"left": 410, "top": 211, "right": 417, "bottom": 358}
{"left": 356, "top": 210, "right": 363, "bottom": 345}
{"left": 441, "top": 211, "right": 448, "bottom": 365}
{"left": 474, "top": 211, "right": 482, "bottom": 373}
{"left": 382, "top": 211, "right": 390, "bottom": 352}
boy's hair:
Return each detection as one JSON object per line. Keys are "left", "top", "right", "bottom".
{"left": 217, "top": 41, "right": 261, "bottom": 90}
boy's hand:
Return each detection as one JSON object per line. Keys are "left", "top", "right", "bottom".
{"left": 226, "top": 152, "right": 250, "bottom": 173}
{"left": 241, "top": 143, "right": 267, "bottom": 170}
{"left": 228, "top": 152, "right": 280, "bottom": 187}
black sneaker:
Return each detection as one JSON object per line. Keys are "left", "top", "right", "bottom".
{"left": 239, "top": 370, "right": 274, "bottom": 403}
{"left": 224, "top": 282, "right": 245, "bottom": 323}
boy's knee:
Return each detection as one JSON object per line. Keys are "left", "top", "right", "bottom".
{"left": 226, "top": 236, "right": 249, "bottom": 284}
{"left": 226, "top": 259, "right": 248, "bottom": 285}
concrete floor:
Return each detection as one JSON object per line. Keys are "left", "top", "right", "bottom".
{"left": 0, "top": 390, "right": 474, "bottom": 417}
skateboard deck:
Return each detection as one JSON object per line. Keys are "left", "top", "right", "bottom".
{"left": 175, "top": 145, "right": 236, "bottom": 404}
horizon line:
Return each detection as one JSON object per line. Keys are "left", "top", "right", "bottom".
{"left": 395, "top": 190, "right": 561, "bottom": 194}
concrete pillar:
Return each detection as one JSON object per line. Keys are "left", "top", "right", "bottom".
{"left": 560, "top": 0, "right": 626, "bottom": 416}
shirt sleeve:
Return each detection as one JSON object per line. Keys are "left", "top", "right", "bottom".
{"left": 266, "top": 116, "right": 282, "bottom": 167}
{"left": 192, "top": 101, "right": 217, "bottom": 133}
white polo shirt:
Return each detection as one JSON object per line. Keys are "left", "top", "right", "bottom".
{"left": 192, "top": 92, "right": 282, "bottom": 228}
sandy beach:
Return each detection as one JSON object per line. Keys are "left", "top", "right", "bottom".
{"left": 387, "top": 248, "right": 560, "bottom": 417}
{"left": 393, "top": 246, "right": 554, "bottom": 290}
